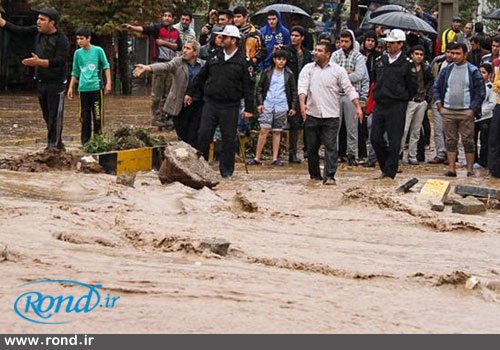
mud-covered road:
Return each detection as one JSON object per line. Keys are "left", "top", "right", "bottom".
{"left": 0, "top": 94, "right": 499, "bottom": 333}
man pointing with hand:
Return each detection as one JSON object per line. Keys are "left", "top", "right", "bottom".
{"left": 0, "top": 7, "right": 69, "bottom": 150}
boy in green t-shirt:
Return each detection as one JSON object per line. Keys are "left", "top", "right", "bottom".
{"left": 68, "top": 27, "right": 111, "bottom": 145}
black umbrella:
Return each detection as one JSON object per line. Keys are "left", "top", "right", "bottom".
{"left": 485, "top": 9, "right": 500, "bottom": 20}
{"left": 251, "top": 4, "right": 314, "bottom": 28}
{"left": 369, "top": 11, "right": 437, "bottom": 34}
{"left": 371, "top": 4, "right": 408, "bottom": 19}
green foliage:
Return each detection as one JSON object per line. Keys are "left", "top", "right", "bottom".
{"left": 82, "top": 134, "right": 116, "bottom": 153}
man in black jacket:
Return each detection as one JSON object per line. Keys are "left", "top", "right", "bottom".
{"left": 371, "top": 29, "right": 418, "bottom": 179}
{"left": 185, "top": 25, "right": 254, "bottom": 178}
{"left": 0, "top": 7, "right": 69, "bottom": 150}
{"left": 285, "top": 25, "right": 312, "bottom": 163}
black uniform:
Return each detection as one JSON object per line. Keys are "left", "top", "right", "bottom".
{"left": 489, "top": 105, "right": 500, "bottom": 178}
{"left": 371, "top": 52, "right": 418, "bottom": 178}
{"left": 4, "top": 22, "right": 69, "bottom": 149}
{"left": 187, "top": 48, "right": 254, "bottom": 178}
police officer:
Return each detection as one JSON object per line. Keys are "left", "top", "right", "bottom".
{"left": 0, "top": 7, "right": 69, "bottom": 150}
{"left": 185, "top": 25, "right": 254, "bottom": 178}
{"left": 371, "top": 29, "right": 418, "bottom": 179}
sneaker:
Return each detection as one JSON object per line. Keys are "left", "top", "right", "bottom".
{"left": 444, "top": 171, "right": 457, "bottom": 177}
{"left": 310, "top": 176, "right": 323, "bottom": 181}
{"left": 323, "top": 178, "right": 337, "bottom": 186}
{"left": 428, "top": 157, "right": 445, "bottom": 164}
{"left": 408, "top": 159, "right": 419, "bottom": 165}
{"left": 347, "top": 155, "right": 358, "bottom": 166}
{"left": 289, "top": 154, "right": 301, "bottom": 164}
{"left": 473, "top": 163, "right": 483, "bottom": 169}
{"left": 362, "top": 160, "right": 377, "bottom": 168}
{"left": 272, "top": 159, "right": 284, "bottom": 166}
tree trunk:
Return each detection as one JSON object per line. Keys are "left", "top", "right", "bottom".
{"left": 118, "top": 31, "right": 132, "bottom": 95}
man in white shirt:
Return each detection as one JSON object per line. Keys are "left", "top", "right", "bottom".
{"left": 298, "top": 42, "right": 363, "bottom": 185}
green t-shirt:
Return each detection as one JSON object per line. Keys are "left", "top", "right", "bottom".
{"left": 71, "top": 45, "right": 110, "bottom": 92}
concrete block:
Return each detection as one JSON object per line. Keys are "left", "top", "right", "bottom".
{"left": 452, "top": 196, "right": 486, "bottom": 215}
{"left": 420, "top": 180, "right": 451, "bottom": 202}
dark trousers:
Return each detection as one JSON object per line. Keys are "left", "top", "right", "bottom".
{"left": 305, "top": 116, "right": 339, "bottom": 180}
{"left": 173, "top": 101, "right": 203, "bottom": 149}
{"left": 288, "top": 114, "right": 302, "bottom": 157}
{"left": 474, "top": 119, "right": 492, "bottom": 167}
{"left": 197, "top": 99, "right": 239, "bottom": 177}
{"left": 358, "top": 117, "right": 368, "bottom": 159}
{"left": 80, "top": 90, "right": 103, "bottom": 145}
{"left": 38, "top": 81, "right": 65, "bottom": 149}
{"left": 371, "top": 101, "right": 408, "bottom": 178}
{"left": 338, "top": 120, "right": 347, "bottom": 158}
{"left": 488, "top": 105, "right": 500, "bottom": 178}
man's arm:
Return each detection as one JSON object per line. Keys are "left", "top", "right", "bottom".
{"left": 405, "top": 61, "right": 418, "bottom": 100}
{"left": 185, "top": 58, "right": 209, "bottom": 102}
{"left": 156, "top": 39, "right": 179, "bottom": 51}
{"left": 0, "top": 12, "right": 38, "bottom": 35}
{"left": 297, "top": 64, "right": 312, "bottom": 121}
{"left": 149, "top": 57, "right": 180, "bottom": 74}
{"left": 339, "top": 68, "right": 363, "bottom": 121}
{"left": 471, "top": 68, "right": 486, "bottom": 113}
{"left": 348, "top": 55, "right": 368, "bottom": 84}
{"left": 121, "top": 23, "right": 145, "bottom": 33}
{"left": 242, "top": 60, "right": 255, "bottom": 115}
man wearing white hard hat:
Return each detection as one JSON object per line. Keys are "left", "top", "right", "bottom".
{"left": 185, "top": 25, "right": 254, "bottom": 178}
{"left": 371, "top": 29, "right": 418, "bottom": 179}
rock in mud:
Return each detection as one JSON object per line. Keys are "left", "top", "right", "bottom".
{"left": 429, "top": 199, "right": 445, "bottom": 212}
{"left": 455, "top": 185, "right": 500, "bottom": 200}
{"left": 486, "top": 280, "right": 500, "bottom": 292}
{"left": 0, "top": 149, "right": 77, "bottom": 172}
{"left": 452, "top": 196, "right": 486, "bottom": 215}
{"left": 436, "top": 271, "right": 471, "bottom": 286}
{"left": 233, "top": 191, "right": 258, "bottom": 213}
{"left": 397, "top": 178, "right": 419, "bottom": 193}
{"left": 465, "top": 276, "right": 481, "bottom": 290}
{"left": 158, "top": 142, "right": 219, "bottom": 190}
{"left": 0, "top": 243, "right": 8, "bottom": 262}
{"left": 77, "top": 156, "right": 104, "bottom": 174}
{"left": 198, "top": 238, "right": 231, "bottom": 257}
{"left": 116, "top": 172, "right": 136, "bottom": 188}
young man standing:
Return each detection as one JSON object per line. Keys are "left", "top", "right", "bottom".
{"left": 248, "top": 50, "right": 297, "bottom": 166}
{"left": 286, "top": 25, "right": 313, "bottom": 163}
{"left": 199, "top": 9, "right": 218, "bottom": 46}
{"left": 331, "top": 30, "right": 370, "bottom": 166}
{"left": 400, "top": 45, "right": 434, "bottom": 165}
{"left": 173, "top": 10, "right": 196, "bottom": 47}
{"left": 298, "top": 43, "right": 363, "bottom": 185}
{"left": 134, "top": 41, "right": 204, "bottom": 148}
{"left": 68, "top": 27, "right": 112, "bottom": 145}
{"left": 122, "top": 9, "right": 182, "bottom": 128}
{"left": 467, "top": 36, "right": 488, "bottom": 67}
{"left": 434, "top": 43, "right": 486, "bottom": 177}
{"left": 261, "top": 10, "right": 291, "bottom": 68}
{"left": 233, "top": 6, "right": 266, "bottom": 70}
{"left": 185, "top": 25, "right": 253, "bottom": 179}
{"left": 371, "top": 29, "right": 418, "bottom": 179}
{"left": 441, "top": 17, "right": 465, "bottom": 53}
{"left": 481, "top": 36, "right": 500, "bottom": 74}
{"left": 0, "top": 7, "right": 69, "bottom": 150}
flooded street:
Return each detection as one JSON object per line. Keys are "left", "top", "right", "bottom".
{"left": 0, "top": 94, "right": 500, "bottom": 333}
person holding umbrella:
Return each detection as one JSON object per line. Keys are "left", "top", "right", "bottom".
{"left": 371, "top": 29, "right": 418, "bottom": 179}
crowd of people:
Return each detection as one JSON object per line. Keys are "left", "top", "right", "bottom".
{"left": 0, "top": 5, "right": 499, "bottom": 182}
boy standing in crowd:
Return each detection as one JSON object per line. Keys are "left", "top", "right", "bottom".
{"left": 68, "top": 27, "right": 111, "bottom": 145}
{"left": 248, "top": 50, "right": 297, "bottom": 166}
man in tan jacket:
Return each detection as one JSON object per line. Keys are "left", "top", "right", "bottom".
{"left": 134, "top": 40, "right": 204, "bottom": 147}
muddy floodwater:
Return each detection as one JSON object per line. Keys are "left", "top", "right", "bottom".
{"left": 0, "top": 94, "right": 500, "bottom": 333}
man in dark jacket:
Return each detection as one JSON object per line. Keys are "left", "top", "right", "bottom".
{"left": 185, "top": 25, "right": 254, "bottom": 178}
{"left": 434, "top": 43, "right": 486, "bottom": 177}
{"left": 285, "top": 25, "right": 313, "bottom": 163}
{"left": 247, "top": 49, "right": 297, "bottom": 166}
{"left": 371, "top": 29, "right": 418, "bottom": 179}
{"left": 467, "top": 36, "right": 489, "bottom": 67}
{"left": 0, "top": 7, "right": 69, "bottom": 150}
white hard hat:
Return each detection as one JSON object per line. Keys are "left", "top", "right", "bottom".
{"left": 214, "top": 25, "right": 241, "bottom": 39}
{"left": 384, "top": 29, "right": 406, "bottom": 42}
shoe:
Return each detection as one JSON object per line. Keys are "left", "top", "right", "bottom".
{"left": 444, "top": 171, "right": 457, "bottom": 177}
{"left": 362, "top": 160, "right": 377, "bottom": 168}
{"left": 272, "top": 159, "right": 284, "bottom": 166}
{"left": 310, "top": 175, "right": 323, "bottom": 181}
{"left": 221, "top": 173, "right": 233, "bottom": 179}
{"left": 408, "top": 159, "right": 419, "bottom": 165}
{"left": 323, "top": 177, "right": 337, "bottom": 186}
{"left": 428, "top": 157, "right": 445, "bottom": 164}
{"left": 338, "top": 157, "right": 347, "bottom": 163}
{"left": 375, "top": 173, "right": 389, "bottom": 180}
{"left": 397, "top": 169, "right": 403, "bottom": 174}
{"left": 473, "top": 163, "right": 483, "bottom": 169}
{"left": 467, "top": 172, "right": 475, "bottom": 177}
{"left": 347, "top": 155, "right": 358, "bottom": 166}
{"left": 246, "top": 158, "right": 262, "bottom": 165}
{"left": 289, "top": 154, "right": 302, "bottom": 164}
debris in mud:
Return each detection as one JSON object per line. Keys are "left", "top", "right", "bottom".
{"left": 77, "top": 156, "right": 104, "bottom": 174}
{"left": 116, "top": 172, "right": 136, "bottom": 188}
{"left": 420, "top": 180, "right": 451, "bottom": 202}
{"left": 233, "top": 191, "right": 258, "bottom": 213}
{"left": 159, "top": 142, "right": 219, "bottom": 190}
{"left": 452, "top": 196, "right": 486, "bottom": 215}
{"left": 465, "top": 276, "right": 481, "bottom": 290}
{"left": 0, "top": 243, "right": 8, "bottom": 262}
{"left": 455, "top": 185, "right": 500, "bottom": 200}
{"left": 0, "top": 149, "right": 77, "bottom": 172}
{"left": 486, "top": 281, "right": 500, "bottom": 292}
{"left": 429, "top": 199, "right": 445, "bottom": 212}
{"left": 397, "top": 178, "right": 419, "bottom": 193}
{"left": 436, "top": 271, "right": 471, "bottom": 286}
{"left": 198, "top": 238, "right": 231, "bottom": 257}
{"left": 82, "top": 127, "right": 166, "bottom": 153}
